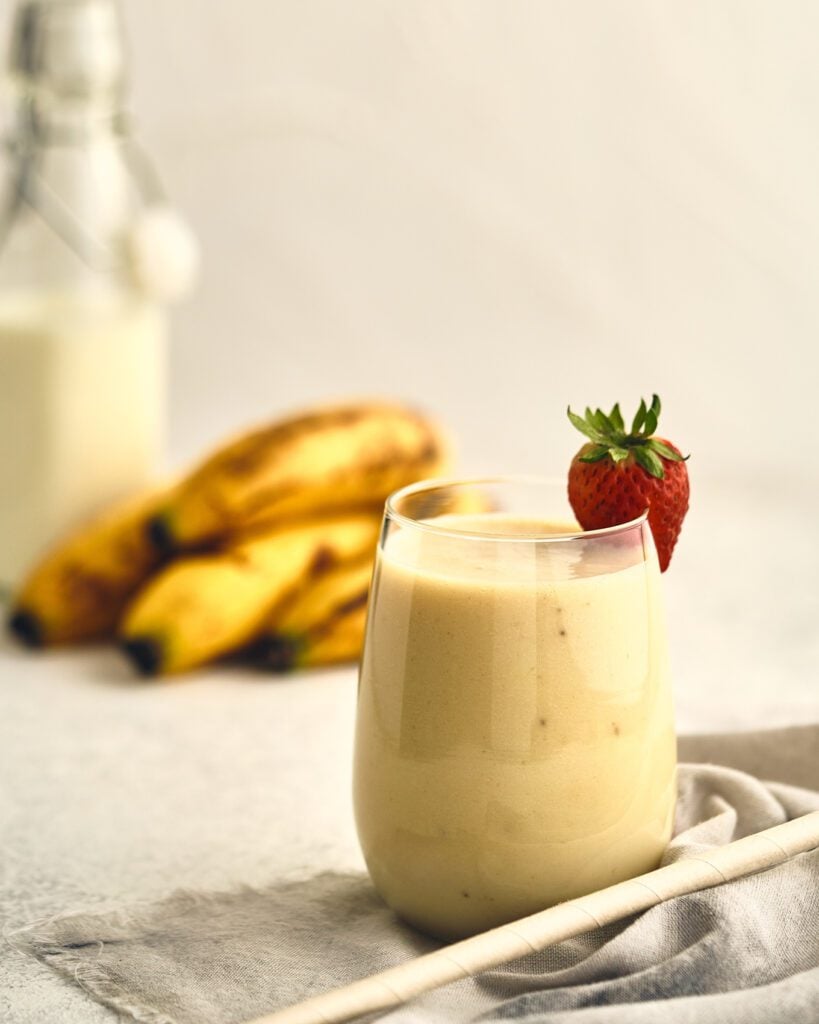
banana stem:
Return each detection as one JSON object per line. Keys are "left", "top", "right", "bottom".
{"left": 241, "top": 811, "right": 819, "bottom": 1024}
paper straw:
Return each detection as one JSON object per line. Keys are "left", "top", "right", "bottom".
{"left": 244, "top": 811, "right": 819, "bottom": 1024}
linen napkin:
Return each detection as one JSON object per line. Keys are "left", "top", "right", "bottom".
{"left": 15, "top": 725, "right": 819, "bottom": 1024}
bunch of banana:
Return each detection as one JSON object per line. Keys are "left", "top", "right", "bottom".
{"left": 6, "top": 400, "right": 448, "bottom": 677}
{"left": 121, "top": 514, "right": 380, "bottom": 675}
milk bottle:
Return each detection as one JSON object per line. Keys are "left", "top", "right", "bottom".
{"left": 0, "top": 0, "right": 197, "bottom": 587}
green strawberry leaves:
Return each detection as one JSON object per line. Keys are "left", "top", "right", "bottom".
{"left": 630, "top": 394, "right": 661, "bottom": 435}
{"left": 632, "top": 446, "right": 664, "bottom": 478}
{"left": 567, "top": 408, "right": 606, "bottom": 443}
{"left": 577, "top": 444, "right": 610, "bottom": 462}
{"left": 631, "top": 398, "right": 647, "bottom": 434}
{"left": 648, "top": 438, "right": 683, "bottom": 461}
{"left": 568, "top": 394, "right": 688, "bottom": 479}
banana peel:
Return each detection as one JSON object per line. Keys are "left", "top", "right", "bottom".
{"left": 257, "top": 558, "right": 372, "bottom": 671}
{"left": 147, "top": 401, "right": 449, "bottom": 553}
{"left": 264, "top": 604, "right": 369, "bottom": 672}
{"left": 120, "top": 513, "right": 380, "bottom": 676}
{"left": 7, "top": 487, "right": 171, "bottom": 646}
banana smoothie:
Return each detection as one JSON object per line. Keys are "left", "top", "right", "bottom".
{"left": 354, "top": 510, "right": 676, "bottom": 939}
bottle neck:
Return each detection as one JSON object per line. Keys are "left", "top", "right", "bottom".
{"left": 0, "top": 91, "right": 139, "bottom": 288}
{"left": 10, "top": 93, "right": 128, "bottom": 149}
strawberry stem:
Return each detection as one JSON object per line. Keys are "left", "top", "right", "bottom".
{"left": 567, "top": 395, "right": 687, "bottom": 479}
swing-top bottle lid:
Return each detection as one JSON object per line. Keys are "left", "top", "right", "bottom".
{"left": 8, "top": 0, "right": 127, "bottom": 102}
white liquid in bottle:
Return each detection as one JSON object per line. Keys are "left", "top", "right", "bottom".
{"left": 0, "top": 289, "right": 165, "bottom": 584}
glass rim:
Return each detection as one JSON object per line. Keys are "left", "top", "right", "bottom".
{"left": 385, "top": 474, "right": 649, "bottom": 543}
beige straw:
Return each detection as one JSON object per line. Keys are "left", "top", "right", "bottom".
{"left": 243, "top": 811, "right": 819, "bottom": 1024}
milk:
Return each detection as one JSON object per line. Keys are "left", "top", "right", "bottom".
{"left": 354, "top": 513, "right": 676, "bottom": 938}
{"left": 0, "top": 290, "right": 165, "bottom": 586}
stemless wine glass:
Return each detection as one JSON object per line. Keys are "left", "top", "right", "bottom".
{"left": 353, "top": 477, "right": 676, "bottom": 940}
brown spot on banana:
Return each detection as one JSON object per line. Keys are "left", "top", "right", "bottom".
{"left": 215, "top": 407, "right": 375, "bottom": 479}
{"left": 334, "top": 590, "right": 370, "bottom": 616}
{"left": 309, "top": 545, "right": 337, "bottom": 578}
{"left": 8, "top": 487, "right": 171, "bottom": 646}
{"left": 147, "top": 402, "right": 447, "bottom": 552}
{"left": 120, "top": 513, "right": 380, "bottom": 675}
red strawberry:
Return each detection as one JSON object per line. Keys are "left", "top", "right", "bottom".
{"left": 566, "top": 395, "right": 689, "bottom": 572}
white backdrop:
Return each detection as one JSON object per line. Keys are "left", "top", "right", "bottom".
{"left": 2, "top": 2, "right": 817, "bottom": 481}
{"left": 116, "top": 0, "right": 819, "bottom": 487}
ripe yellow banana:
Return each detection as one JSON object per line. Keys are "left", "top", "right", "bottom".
{"left": 299, "top": 604, "right": 368, "bottom": 670}
{"left": 120, "top": 513, "right": 381, "bottom": 676}
{"left": 258, "top": 558, "right": 372, "bottom": 670}
{"left": 272, "top": 558, "right": 372, "bottom": 634}
{"left": 265, "top": 603, "right": 369, "bottom": 672}
{"left": 147, "top": 402, "right": 448, "bottom": 553}
{"left": 7, "top": 488, "right": 170, "bottom": 647}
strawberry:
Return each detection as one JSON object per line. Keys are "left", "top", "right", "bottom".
{"left": 566, "top": 395, "right": 689, "bottom": 572}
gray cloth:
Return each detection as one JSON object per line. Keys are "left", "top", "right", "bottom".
{"left": 13, "top": 726, "right": 819, "bottom": 1024}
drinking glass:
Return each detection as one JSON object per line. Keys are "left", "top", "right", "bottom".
{"left": 353, "top": 477, "right": 676, "bottom": 940}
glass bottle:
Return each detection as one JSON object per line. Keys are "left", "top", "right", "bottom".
{"left": 0, "top": 0, "right": 192, "bottom": 587}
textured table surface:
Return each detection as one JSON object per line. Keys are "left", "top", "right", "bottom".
{"left": 1, "top": 478, "right": 817, "bottom": 1023}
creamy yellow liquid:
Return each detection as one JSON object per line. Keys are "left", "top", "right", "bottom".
{"left": 354, "top": 514, "right": 676, "bottom": 939}
{"left": 0, "top": 290, "right": 166, "bottom": 586}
